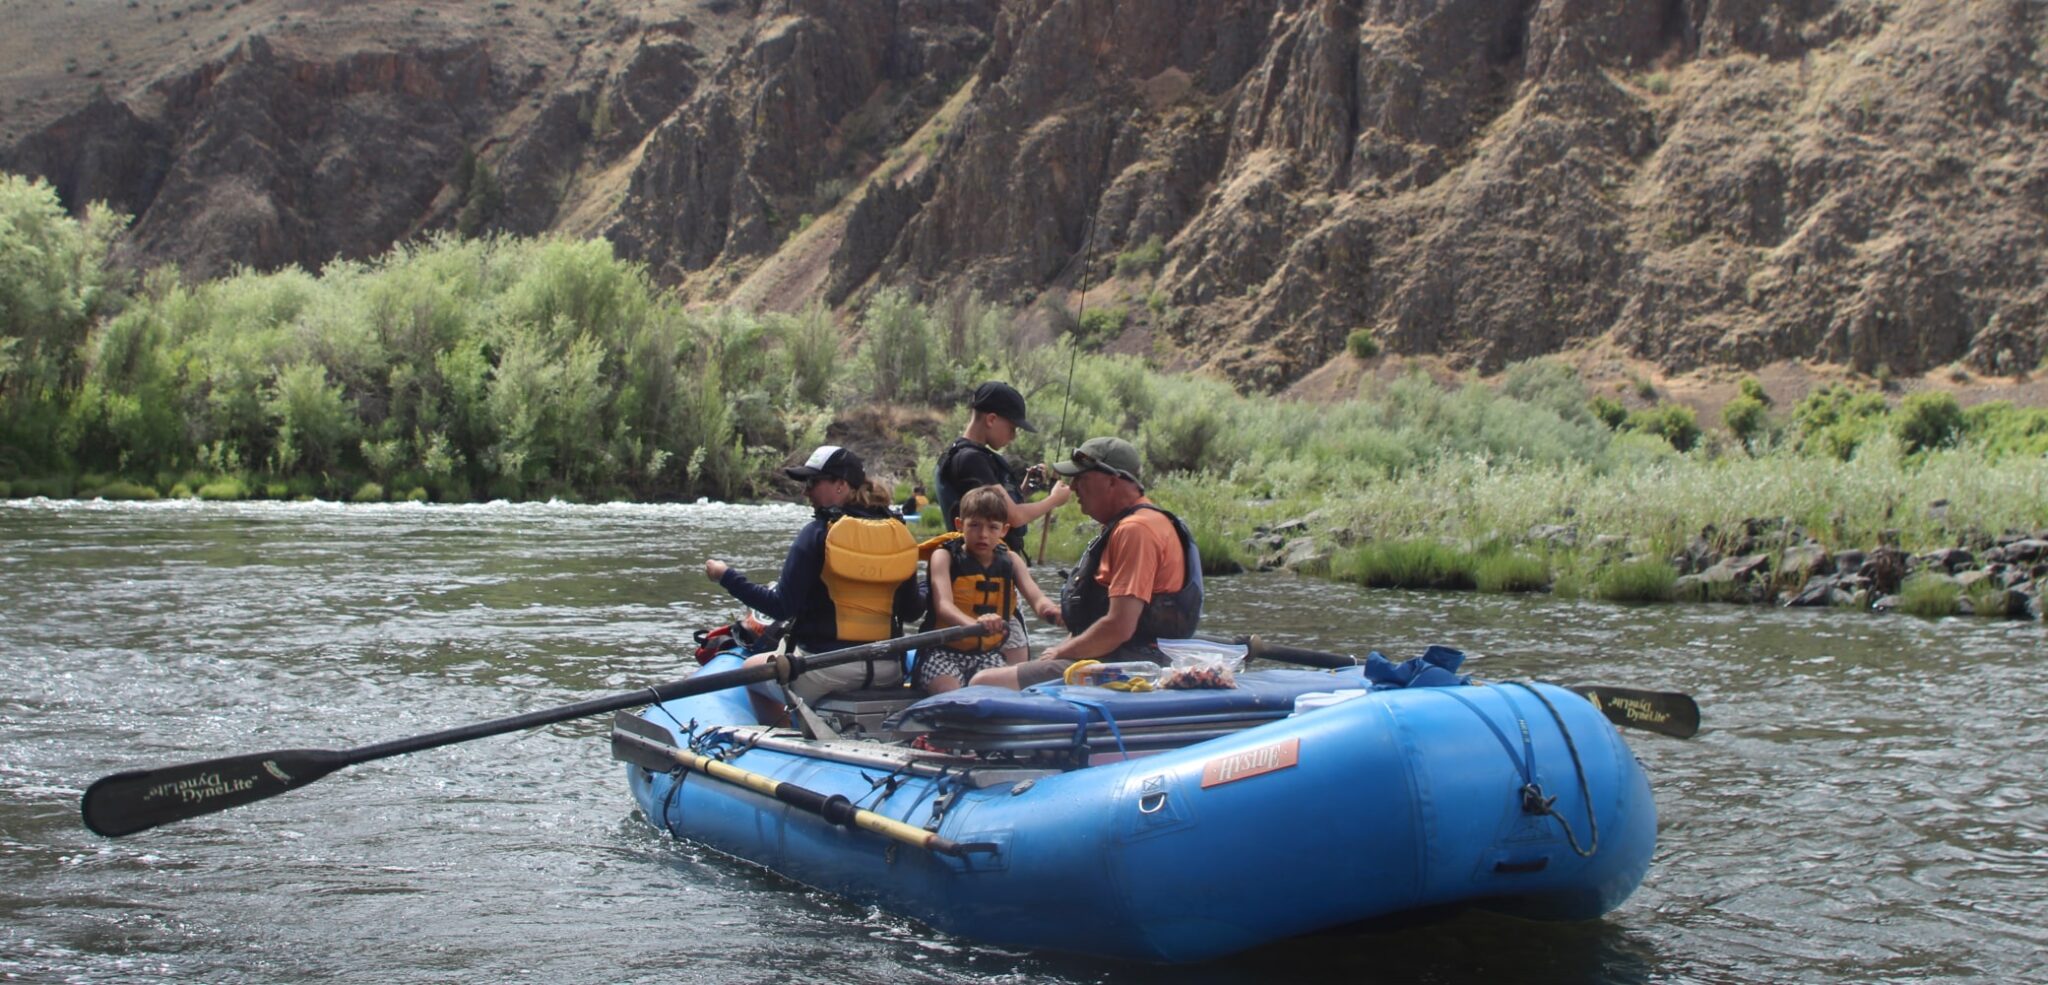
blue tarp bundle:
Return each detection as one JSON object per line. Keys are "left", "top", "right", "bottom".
{"left": 889, "top": 645, "right": 1469, "bottom": 732}
{"left": 1361, "top": 643, "right": 1468, "bottom": 688}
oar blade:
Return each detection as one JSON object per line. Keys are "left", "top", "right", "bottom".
{"left": 82, "top": 748, "right": 350, "bottom": 838}
{"left": 611, "top": 713, "right": 685, "bottom": 773}
{"left": 1567, "top": 685, "right": 1701, "bottom": 739}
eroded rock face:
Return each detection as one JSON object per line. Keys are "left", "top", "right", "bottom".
{"left": 4, "top": 0, "right": 2043, "bottom": 388}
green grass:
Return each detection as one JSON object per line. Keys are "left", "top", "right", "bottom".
{"left": 1475, "top": 551, "right": 1550, "bottom": 593}
{"left": 1595, "top": 559, "right": 1677, "bottom": 603}
{"left": 1329, "top": 539, "right": 1477, "bottom": 590}
{"left": 1963, "top": 578, "right": 2017, "bottom": 618}
{"left": 1897, "top": 572, "right": 1960, "bottom": 618}
{"left": 1193, "top": 525, "right": 1243, "bottom": 576}
{"left": 90, "top": 480, "right": 161, "bottom": 501}
{"left": 195, "top": 476, "right": 250, "bottom": 501}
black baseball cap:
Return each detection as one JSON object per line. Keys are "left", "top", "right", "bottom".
{"left": 970, "top": 381, "right": 1037, "bottom": 432}
{"left": 783, "top": 445, "right": 865, "bottom": 485}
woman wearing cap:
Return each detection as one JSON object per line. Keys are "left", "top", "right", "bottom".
{"left": 969, "top": 436, "right": 1204, "bottom": 689}
{"left": 703, "top": 445, "right": 918, "bottom": 722}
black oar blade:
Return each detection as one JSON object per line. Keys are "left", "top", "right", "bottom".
{"left": 82, "top": 748, "right": 351, "bottom": 838}
{"left": 1567, "top": 685, "right": 1701, "bottom": 739}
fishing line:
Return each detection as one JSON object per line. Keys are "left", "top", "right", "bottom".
{"left": 1036, "top": 0, "right": 1118, "bottom": 565}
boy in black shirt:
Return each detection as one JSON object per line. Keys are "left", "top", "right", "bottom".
{"left": 934, "top": 381, "right": 1071, "bottom": 562}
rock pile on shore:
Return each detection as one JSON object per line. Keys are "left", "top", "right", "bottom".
{"left": 1671, "top": 519, "right": 2046, "bottom": 620}
{"left": 1236, "top": 512, "right": 2044, "bottom": 621}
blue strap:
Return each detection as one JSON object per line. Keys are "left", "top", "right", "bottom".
{"left": 1050, "top": 692, "right": 1130, "bottom": 761}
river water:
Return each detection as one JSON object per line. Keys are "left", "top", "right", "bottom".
{"left": 2, "top": 499, "right": 2042, "bottom": 984}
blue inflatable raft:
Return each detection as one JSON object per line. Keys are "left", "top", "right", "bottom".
{"left": 618, "top": 649, "right": 1656, "bottom": 963}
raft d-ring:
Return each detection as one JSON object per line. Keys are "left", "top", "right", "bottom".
{"left": 1138, "top": 791, "right": 1169, "bottom": 815}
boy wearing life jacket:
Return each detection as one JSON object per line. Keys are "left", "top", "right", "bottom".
{"left": 919, "top": 485, "right": 1062, "bottom": 693}
{"left": 970, "top": 436, "right": 1203, "bottom": 690}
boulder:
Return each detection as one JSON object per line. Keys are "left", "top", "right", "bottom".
{"left": 1528, "top": 524, "right": 1578, "bottom": 549}
{"left": 1707, "top": 553, "right": 1771, "bottom": 582}
{"left": 1278, "top": 537, "right": 1328, "bottom": 576}
{"left": 1829, "top": 587, "right": 1871, "bottom": 609}
{"left": 1784, "top": 574, "right": 1835, "bottom": 607}
{"left": 1921, "top": 547, "right": 1975, "bottom": 573}
{"left": 1779, "top": 543, "right": 1834, "bottom": 582}
{"left": 1834, "top": 549, "right": 1867, "bottom": 576}
{"left": 1590, "top": 534, "right": 1629, "bottom": 555}
{"left": 2003, "top": 539, "right": 2048, "bottom": 564}
{"left": 1980, "top": 588, "right": 2033, "bottom": 619}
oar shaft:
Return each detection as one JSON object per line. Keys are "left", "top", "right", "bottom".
{"left": 348, "top": 628, "right": 967, "bottom": 763}
{"left": 1212, "top": 633, "right": 1700, "bottom": 739}
{"left": 83, "top": 626, "right": 980, "bottom": 837}
{"left": 618, "top": 731, "right": 987, "bottom": 857}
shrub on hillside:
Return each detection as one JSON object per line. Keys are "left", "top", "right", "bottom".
{"left": 1624, "top": 404, "right": 1701, "bottom": 452}
{"left": 1114, "top": 235, "right": 1165, "bottom": 277}
{"left": 1723, "top": 395, "right": 1770, "bottom": 449}
{"left": 1893, "top": 391, "right": 1963, "bottom": 454}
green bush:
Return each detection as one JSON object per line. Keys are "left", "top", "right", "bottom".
{"left": 1346, "top": 330, "right": 1380, "bottom": 359}
{"left": 852, "top": 288, "right": 939, "bottom": 403}
{"left": 352, "top": 481, "right": 386, "bottom": 503}
{"left": 1595, "top": 559, "right": 1676, "bottom": 602}
{"left": 1738, "top": 376, "right": 1770, "bottom": 405}
{"left": 1723, "top": 395, "right": 1769, "bottom": 448}
{"left": 1893, "top": 391, "right": 1963, "bottom": 454}
{"left": 1113, "top": 235, "right": 1165, "bottom": 278}
{"left": 1589, "top": 396, "right": 1627, "bottom": 429}
{"left": 1791, "top": 384, "right": 1889, "bottom": 460}
{"left": 1074, "top": 307, "right": 1128, "bottom": 350}
{"left": 1623, "top": 404, "right": 1701, "bottom": 452}
{"left": 1961, "top": 401, "right": 2048, "bottom": 460}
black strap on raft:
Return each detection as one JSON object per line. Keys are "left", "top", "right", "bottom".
{"left": 1445, "top": 683, "right": 1600, "bottom": 860}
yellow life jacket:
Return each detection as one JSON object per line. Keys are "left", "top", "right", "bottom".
{"left": 941, "top": 541, "right": 1016, "bottom": 652}
{"left": 820, "top": 511, "right": 919, "bottom": 643}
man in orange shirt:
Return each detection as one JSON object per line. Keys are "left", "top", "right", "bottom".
{"left": 970, "top": 436, "right": 1203, "bottom": 689}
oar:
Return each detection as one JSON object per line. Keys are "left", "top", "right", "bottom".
{"left": 611, "top": 713, "right": 996, "bottom": 858}
{"left": 1211, "top": 634, "right": 1701, "bottom": 740}
{"left": 80, "top": 625, "right": 981, "bottom": 838}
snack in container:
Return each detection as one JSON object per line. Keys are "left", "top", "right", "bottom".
{"left": 1154, "top": 638, "right": 1248, "bottom": 689}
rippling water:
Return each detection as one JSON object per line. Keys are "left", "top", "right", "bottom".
{"left": 3, "top": 500, "right": 2043, "bottom": 983}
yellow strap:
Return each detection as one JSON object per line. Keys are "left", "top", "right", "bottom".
{"left": 916, "top": 531, "right": 963, "bottom": 560}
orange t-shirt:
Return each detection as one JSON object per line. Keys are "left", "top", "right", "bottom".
{"left": 1095, "top": 502, "right": 1186, "bottom": 602}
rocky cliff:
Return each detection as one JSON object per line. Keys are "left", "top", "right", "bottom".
{"left": 4, "top": 0, "right": 2043, "bottom": 391}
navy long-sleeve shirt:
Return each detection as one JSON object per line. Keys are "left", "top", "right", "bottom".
{"left": 717, "top": 514, "right": 841, "bottom": 652}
